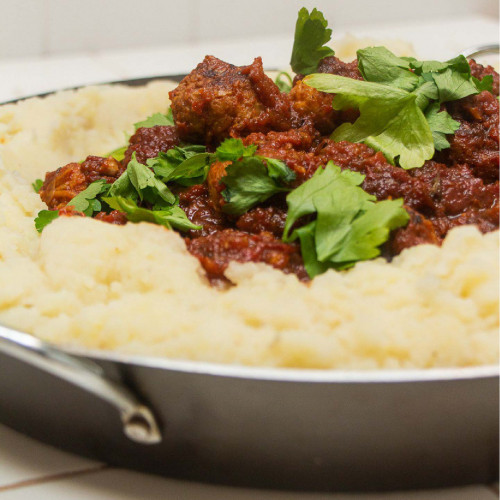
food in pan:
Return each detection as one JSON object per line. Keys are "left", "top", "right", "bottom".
{"left": 0, "top": 9, "right": 497, "bottom": 369}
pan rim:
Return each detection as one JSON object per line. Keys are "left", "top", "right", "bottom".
{"left": 61, "top": 341, "right": 500, "bottom": 383}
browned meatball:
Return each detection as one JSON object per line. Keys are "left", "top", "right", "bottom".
{"left": 40, "top": 156, "right": 123, "bottom": 210}
{"left": 290, "top": 55, "right": 362, "bottom": 134}
{"left": 169, "top": 56, "right": 291, "bottom": 145}
{"left": 123, "top": 125, "right": 179, "bottom": 166}
{"left": 186, "top": 229, "right": 307, "bottom": 285}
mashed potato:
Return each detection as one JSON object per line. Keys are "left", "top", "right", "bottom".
{"left": 0, "top": 82, "right": 498, "bottom": 369}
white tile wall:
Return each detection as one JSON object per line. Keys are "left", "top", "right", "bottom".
{"left": 0, "top": 0, "right": 497, "bottom": 60}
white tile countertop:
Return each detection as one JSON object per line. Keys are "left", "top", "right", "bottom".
{"left": 0, "top": 14, "right": 498, "bottom": 500}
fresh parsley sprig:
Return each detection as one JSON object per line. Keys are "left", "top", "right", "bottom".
{"left": 215, "top": 139, "right": 296, "bottom": 215}
{"left": 290, "top": 7, "right": 335, "bottom": 75}
{"left": 283, "top": 162, "right": 409, "bottom": 278}
{"left": 304, "top": 45, "right": 490, "bottom": 169}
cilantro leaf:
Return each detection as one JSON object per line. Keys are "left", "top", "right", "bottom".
{"left": 221, "top": 157, "right": 294, "bottom": 216}
{"left": 283, "top": 162, "right": 409, "bottom": 277}
{"left": 34, "top": 210, "right": 60, "bottom": 233}
{"left": 215, "top": 138, "right": 257, "bottom": 161}
{"left": 103, "top": 196, "right": 200, "bottom": 232}
{"left": 133, "top": 110, "right": 174, "bottom": 130}
{"left": 290, "top": 7, "right": 335, "bottom": 75}
{"left": 424, "top": 103, "right": 460, "bottom": 151}
{"left": 32, "top": 179, "right": 43, "bottom": 193}
{"left": 275, "top": 71, "right": 293, "bottom": 93}
{"left": 67, "top": 179, "right": 110, "bottom": 216}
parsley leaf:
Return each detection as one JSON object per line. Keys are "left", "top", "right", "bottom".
{"left": 34, "top": 210, "right": 60, "bottom": 233}
{"left": 32, "top": 179, "right": 43, "bottom": 193}
{"left": 108, "top": 145, "right": 127, "bottom": 162}
{"left": 283, "top": 162, "right": 409, "bottom": 277}
{"left": 357, "top": 47, "right": 419, "bottom": 92}
{"left": 220, "top": 157, "right": 293, "bottom": 216}
{"left": 306, "top": 73, "right": 435, "bottom": 169}
{"left": 424, "top": 103, "right": 460, "bottom": 151}
{"left": 103, "top": 196, "right": 200, "bottom": 232}
{"left": 133, "top": 110, "right": 174, "bottom": 130}
{"left": 216, "top": 138, "right": 257, "bottom": 161}
{"left": 290, "top": 7, "right": 335, "bottom": 75}
{"left": 213, "top": 139, "right": 296, "bottom": 216}
{"left": 151, "top": 145, "right": 210, "bottom": 186}
{"left": 305, "top": 45, "right": 490, "bottom": 169}
{"left": 275, "top": 71, "right": 293, "bottom": 93}
{"left": 68, "top": 179, "right": 110, "bottom": 216}
{"left": 123, "top": 152, "right": 176, "bottom": 206}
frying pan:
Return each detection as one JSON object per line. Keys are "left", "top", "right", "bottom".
{"left": 0, "top": 67, "right": 498, "bottom": 492}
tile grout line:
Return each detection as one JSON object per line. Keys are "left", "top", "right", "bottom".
{"left": 0, "top": 464, "right": 109, "bottom": 493}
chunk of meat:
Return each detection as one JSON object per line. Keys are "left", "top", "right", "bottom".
{"left": 178, "top": 184, "right": 227, "bottom": 238}
{"left": 186, "top": 229, "right": 308, "bottom": 284}
{"left": 40, "top": 156, "right": 123, "bottom": 210}
{"left": 123, "top": 125, "right": 179, "bottom": 166}
{"left": 289, "top": 80, "right": 338, "bottom": 134}
{"left": 243, "top": 125, "right": 321, "bottom": 183}
{"left": 388, "top": 207, "right": 441, "bottom": 255}
{"left": 236, "top": 206, "right": 288, "bottom": 237}
{"left": 290, "top": 55, "right": 362, "bottom": 134}
{"left": 442, "top": 91, "right": 499, "bottom": 183}
{"left": 206, "top": 160, "right": 231, "bottom": 212}
{"left": 409, "top": 162, "right": 498, "bottom": 217}
{"left": 169, "top": 56, "right": 291, "bottom": 145}
{"left": 94, "top": 210, "right": 128, "bottom": 225}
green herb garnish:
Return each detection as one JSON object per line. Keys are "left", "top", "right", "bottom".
{"left": 32, "top": 179, "right": 43, "bottom": 193}
{"left": 215, "top": 139, "right": 296, "bottom": 215}
{"left": 133, "top": 109, "right": 174, "bottom": 130}
{"left": 283, "top": 162, "right": 409, "bottom": 277}
{"left": 290, "top": 7, "right": 335, "bottom": 75}
{"left": 304, "top": 45, "right": 490, "bottom": 169}
{"left": 34, "top": 210, "right": 60, "bottom": 233}
{"left": 151, "top": 145, "right": 210, "bottom": 186}
{"left": 274, "top": 71, "right": 293, "bottom": 93}
{"left": 220, "top": 157, "right": 294, "bottom": 215}
{"left": 103, "top": 196, "right": 200, "bottom": 232}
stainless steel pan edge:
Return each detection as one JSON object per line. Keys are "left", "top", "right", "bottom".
{"left": 0, "top": 322, "right": 498, "bottom": 492}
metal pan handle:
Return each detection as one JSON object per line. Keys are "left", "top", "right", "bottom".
{"left": 0, "top": 324, "right": 161, "bottom": 445}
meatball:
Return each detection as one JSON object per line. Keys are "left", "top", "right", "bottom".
{"left": 123, "top": 125, "right": 179, "bottom": 166}
{"left": 290, "top": 55, "right": 362, "bottom": 134}
{"left": 169, "top": 56, "right": 291, "bottom": 145}
{"left": 40, "top": 156, "right": 123, "bottom": 210}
